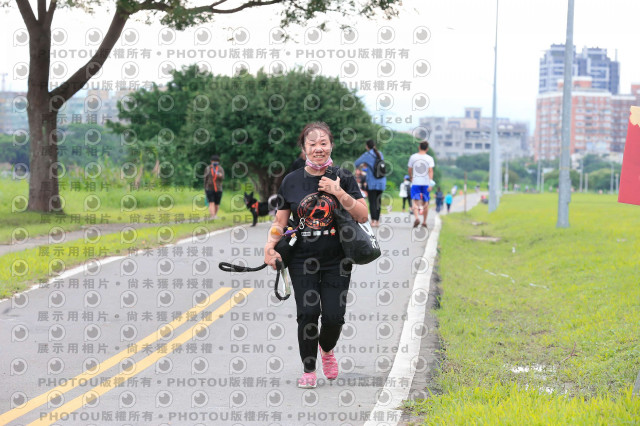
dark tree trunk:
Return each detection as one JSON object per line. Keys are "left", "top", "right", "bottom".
{"left": 255, "top": 168, "right": 269, "bottom": 201}
{"left": 26, "top": 20, "right": 60, "bottom": 212}
{"left": 270, "top": 174, "right": 284, "bottom": 197}
{"left": 251, "top": 165, "right": 288, "bottom": 201}
{"left": 27, "top": 102, "right": 61, "bottom": 212}
{"left": 254, "top": 169, "right": 281, "bottom": 201}
{"left": 19, "top": 5, "right": 129, "bottom": 212}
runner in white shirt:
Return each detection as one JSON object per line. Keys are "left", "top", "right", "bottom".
{"left": 407, "top": 141, "right": 435, "bottom": 228}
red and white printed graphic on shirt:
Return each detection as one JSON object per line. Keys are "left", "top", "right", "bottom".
{"left": 297, "top": 192, "right": 338, "bottom": 230}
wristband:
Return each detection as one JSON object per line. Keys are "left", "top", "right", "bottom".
{"left": 269, "top": 226, "right": 283, "bottom": 236}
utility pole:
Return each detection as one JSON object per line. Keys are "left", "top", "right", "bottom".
{"left": 585, "top": 172, "right": 588, "bottom": 192}
{"left": 488, "top": 0, "right": 501, "bottom": 212}
{"left": 579, "top": 156, "right": 583, "bottom": 192}
{"left": 557, "top": 0, "right": 575, "bottom": 228}
{"left": 615, "top": 173, "right": 619, "bottom": 194}
{"left": 464, "top": 172, "right": 467, "bottom": 213}
{"left": 610, "top": 162, "right": 614, "bottom": 193}
{"left": 537, "top": 159, "right": 541, "bottom": 192}
{"left": 504, "top": 156, "right": 509, "bottom": 192}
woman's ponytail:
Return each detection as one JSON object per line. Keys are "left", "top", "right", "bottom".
{"left": 366, "top": 139, "right": 381, "bottom": 159}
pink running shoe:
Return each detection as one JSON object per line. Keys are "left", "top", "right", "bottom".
{"left": 320, "top": 347, "right": 338, "bottom": 380}
{"left": 297, "top": 372, "right": 317, "bottom": 388}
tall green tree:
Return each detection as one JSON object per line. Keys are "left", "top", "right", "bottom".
{"left": 112, "top": 66, "right": 434, "bottom": 199}
{"left": 176, "top": 68, "right": 380, "bottom": 199}
{"left": 108, "top": 67, "right": 211, "bottom": 146}
{"left": 11, "top": 0, "right": 400, "bottom": 212}
{"left": 107, "top": 66, "right": 211, "bottom": 187}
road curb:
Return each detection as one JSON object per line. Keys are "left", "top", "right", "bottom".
{"left": 364, "top": 213, "right": 442, "bottom": 426}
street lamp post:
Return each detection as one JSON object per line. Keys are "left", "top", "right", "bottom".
{"left": 585, "top": 172, "right": 588, "bottom": 192}
{"left": 610, "top": 162, "right": 614, "bottom": 193}
{"left": 579, "top": 156, "right": 583, "bottom": 192}
{"left": 557, "top": 0, "right": 575, "bottom": 228}
{"left": 504, "top": 155, "right": 509, "bottom": 192}
{"left": 488, "top": 0, "right": 501, "bottom": 212}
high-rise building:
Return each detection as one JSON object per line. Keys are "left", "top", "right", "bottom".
{"left": 538, "top": 44, "right": 620, "bottom": 95}
{"left": 611, "top": 89, "right": 637, "bottom": 153}
{"left": 534, "top": 77, "right": 640, "bottom": 161}
{"left": 420, "top": 108, "right": 529, "bottom": 159}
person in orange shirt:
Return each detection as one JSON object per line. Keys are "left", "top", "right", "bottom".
{"left": 204, "top": 155, "right": 224, "bottom": 219}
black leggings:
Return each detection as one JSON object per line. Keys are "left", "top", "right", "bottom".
{"left": 289, "top": 267, "right": 351, "bottom": 373}
{"left": 367, "top": 189, "right": 383, "bottom": 221}
{"left": 402, "top": 196, "right": 411, "bottom": 210}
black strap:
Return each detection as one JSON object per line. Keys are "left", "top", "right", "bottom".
{"left": 218, "top": 262, "right": 267, "bottom": 273}
{"left": 218, "top": 260, "right": 290, "bottom": 301}
{"left": 273, "top": 260, "right": 288, "bottom": 301}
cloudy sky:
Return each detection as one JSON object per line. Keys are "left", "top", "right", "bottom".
{"left": 3, "top": 0, "right": 639, "bottom": 133}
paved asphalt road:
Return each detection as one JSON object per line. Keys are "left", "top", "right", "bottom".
{"left": 0, "top": 193, "right": 482, "bottom": 426}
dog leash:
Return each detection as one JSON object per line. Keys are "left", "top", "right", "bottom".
{"left": 220, "top": 197, "right": 314, "bottom": 301}
{"left": 218, "top": 259, "right": 291, "bottom": 301}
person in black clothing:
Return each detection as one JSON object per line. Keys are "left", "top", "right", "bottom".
{"left": 435, "top": 187, "right": 444, "bottom": 213}
{"left": 264, "top": 122, "right": 368, "bottom": 389}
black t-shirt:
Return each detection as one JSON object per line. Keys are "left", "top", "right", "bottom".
{"left": 277, "top": 167, "right": 363, "bottom": 270}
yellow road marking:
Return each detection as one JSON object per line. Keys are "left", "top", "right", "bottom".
{"left": 0, "top": 287, "right": 232, "bottom": 424}
{"left": 29, "top": 288, "right": 252, "bottom": 426}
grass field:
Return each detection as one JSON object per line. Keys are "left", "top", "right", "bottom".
{"left": 407, "top": 193, "right": 640, "bottom": 424}
{"left": 0, "top": 179, "right": 261, "bottom": 243}
{"left": 0, "top": 178, "right": 266, "bottom": 297}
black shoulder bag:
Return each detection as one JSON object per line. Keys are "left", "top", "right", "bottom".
{"left": 328, "top": 167, "right": 382, "bottom": 265}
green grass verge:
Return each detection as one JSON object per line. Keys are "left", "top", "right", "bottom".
{"left": 407, "top": 193, "right": 640, "bottom": 424}
{"left": 0, "top": 178, "right": 254, "bottom": 244}
{"left": 0, "top": 213, "right": 254, "bottom": 298}
{"left": 409, "top": 386, "right": 639, "bottom": 425}
{"left": 1, "top": 176, "right": 443, "bottom": 244}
